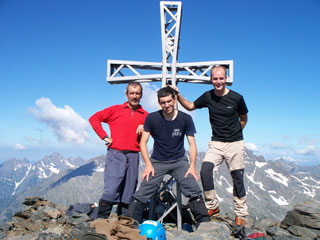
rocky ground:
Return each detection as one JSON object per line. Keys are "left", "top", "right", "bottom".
{"left": 0, "top": 197, "right": 320, "bottom": 240}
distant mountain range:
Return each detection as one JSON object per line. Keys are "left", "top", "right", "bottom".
{"left": 0, "top": 153, "right": 87, "bottom": 222}
{"left": 0, "top": 150, "right": 319, "bottom": 223}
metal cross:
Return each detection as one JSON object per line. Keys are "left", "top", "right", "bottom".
{"left": 106, "top": 1, "right": 234, "bottom": 230}
{"left": 106, "top": 1, "right": 233, "bottom": 87}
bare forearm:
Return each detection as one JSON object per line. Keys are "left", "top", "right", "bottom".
{"left": 177, "top": 94, "right": 196, "bottom": 111}
{"left": 140, "top": 132, "right": 155, "bottom": 181}
{"left": 186, "top": 135, "right": 198, "bottom": 181}
{"left": 141, "top": 142, "right": 152, "bottom": 166}
{"left": 240, "top": 120, "right": 247, "bottom": 129}
{"left": 189, "top": 141, "right": 197, "bottom": 168}
{"left": 240, "top": 114, "right": 248, "bottom": 129}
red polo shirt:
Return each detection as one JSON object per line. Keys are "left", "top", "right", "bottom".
{"left": 89, "top": 102, "right": 148, "bottom": 152}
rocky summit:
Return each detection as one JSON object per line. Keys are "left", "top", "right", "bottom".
{"left": 1, "top": 197, "right": 320, "bottom": 240}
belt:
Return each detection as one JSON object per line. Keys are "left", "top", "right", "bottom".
{"left": 120, "top": 150, "right": 139, "bottom": 154}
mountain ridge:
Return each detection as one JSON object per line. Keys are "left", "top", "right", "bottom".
{"left": 0, "top": 150, "right": 319, "bottom": 224}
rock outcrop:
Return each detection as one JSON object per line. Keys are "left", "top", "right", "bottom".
{"left": 0, "top": 197, "right": 320, "bottom": 239}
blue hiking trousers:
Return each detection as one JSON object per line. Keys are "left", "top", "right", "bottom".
{"left": 101, "top": 148, "right": 139, "bottom": 205}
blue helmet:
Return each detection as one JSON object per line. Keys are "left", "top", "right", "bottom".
{"left": 139, "top": 220, "right": 166, "bottom": 240}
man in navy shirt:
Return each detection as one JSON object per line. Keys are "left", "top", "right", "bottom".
{"left": 127, "top": 86, "right": 210, "bottom": 226}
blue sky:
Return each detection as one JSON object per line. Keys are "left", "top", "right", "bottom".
{"left": 0, "top": 0, "right": 319, "bottom": 165}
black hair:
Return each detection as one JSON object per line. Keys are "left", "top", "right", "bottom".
{"left": 157, "top": 86, "right": 176, "bottom": 100}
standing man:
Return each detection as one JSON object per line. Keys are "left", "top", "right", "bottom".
{"left": 89, "top": 82, "right": 148, "bottom": 219}
{"left": 176, "top": 65, "right": 249, "bottom": 227}
{"left": 126, "top": 86, "right": 210, "bottom": 226}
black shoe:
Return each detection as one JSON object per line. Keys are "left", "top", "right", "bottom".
{"left": 189, "top": 196, "right": 210, "bottom": 225}
{"left": 117, "top": 202, "right": 129, "bottom": 216}
{"left": 97, "top": 199, "right": 113, "bottom": 219}
{"left": 126, "top": 199, "right": 145, "bottom": 223}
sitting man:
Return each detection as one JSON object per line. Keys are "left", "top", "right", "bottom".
{"left": 126, "top": 86, "right": 210, "bottom": 226}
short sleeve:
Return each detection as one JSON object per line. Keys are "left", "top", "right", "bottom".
{"left": 184, "top": 114, "right": 196, "bottom": 136}
{"left": 143, "top": 114, "right": 152, "bottom": 132}
{"left": 238, "top": 96, "right": 248, "bottom": 115}
{"left": 194, "top": 91, "right": 210, "bottom": 109}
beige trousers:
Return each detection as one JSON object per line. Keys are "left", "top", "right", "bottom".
{"left": 202, "top": 140, "right": 248, "bottom": 217}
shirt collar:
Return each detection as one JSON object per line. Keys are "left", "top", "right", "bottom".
{"left": 121, "top": 102, "right": 145, "bottom": 113}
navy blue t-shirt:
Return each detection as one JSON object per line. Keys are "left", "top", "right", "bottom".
{"left": 144, "top": 110, "right": 196, "bottom": 161}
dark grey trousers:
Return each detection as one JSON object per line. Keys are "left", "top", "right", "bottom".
{"left": 101, "top": 148, "right": 139, "bottom": 204}
{"left": 133, "top": 157, "right": 202, "bottom": 204}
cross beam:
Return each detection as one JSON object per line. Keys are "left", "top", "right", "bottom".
{"left": 106, "top": 1, "right": 234, "bottom": 87}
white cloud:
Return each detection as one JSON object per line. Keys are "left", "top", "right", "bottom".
{"left": 270, "top": 142, "right": 289, "bottom": 150}
{"left": 29, "top": 97, "right": 90, "bottom": 144}
{"left": 24, "top": 136, "right": 53, "bottom": 145}
{"left": 14, "top": 143, "right": 27, "bottom": 150}
{"left": 275, "top": 156, "right": 296, "bottom": 162}
{"left": 140, "top": 83, "right": 195, "bottom": 117}
{"left": 24, "top": 136, "right": 35, "bottom": 141}
{"left": 298, "top": 135, "right": 319, "bottom": 145}
{"left": 245, "top": 142, "right": 258, "bottom": 151}
{"left": 38, "top": 138, "right": 52, "bottom": 145}
{"left": 140, "top": 83, "right": 160, "bottom": 111}
{"left": 296, "top": 144, "right": 317, "bottom": 156}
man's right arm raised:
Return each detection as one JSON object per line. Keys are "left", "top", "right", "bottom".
{"left": 177, "top": 94, "right": 196, "bottom": 111}
{"left": 169, "top": 86, "right": 196, "bottom": 111}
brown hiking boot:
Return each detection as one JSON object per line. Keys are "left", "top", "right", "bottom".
{"left": 208, "top": 207, "right": 220, "bottom": 217}
{"left": 235, "top": 216, "right": 246, "bottom": 227}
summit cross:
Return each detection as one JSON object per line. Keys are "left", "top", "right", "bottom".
{"left": 105, "top": 1, "right": 234, "bottom": 230}
{"left": 106, "top": 1, "right": 234, "bottom": 230}
{"left": 106, "top": 1, "right": 234, "bottom": 88}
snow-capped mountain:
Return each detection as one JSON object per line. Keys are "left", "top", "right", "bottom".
{"left": 1, "top": 149, "right": 319, "bottom": 224}
{"left": 0, "top": 153, "right": 86, "bottom": 222}
{"left": 0, "top": 158, "right": 31, "bottom": 212}
{"left": 34, "top": 152, "right": 86, "bottom": 179}
{"left": 214, "top": 149, "right": 320, "bottom": 220}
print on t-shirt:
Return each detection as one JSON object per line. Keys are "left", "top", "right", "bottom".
{"left": 172, "top": 129, "right": 182, "bottom": 137}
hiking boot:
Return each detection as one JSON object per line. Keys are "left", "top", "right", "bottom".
{"left": 126, "top": 199, "right": 146, "bottom": 224}
{"left": 208, "top": 207, "right": 220, "bottom": 217}
{"left": 189, "top": 196, "right": 210, "bottom": 229}
{"left": 235, "top": 216, "right": 246, "bottom": 227}
{"left": 97, "top": 199, "right": 113, "bottom": 219}
{"left": 116, "top": 202, "right": 129, "bottom": 216}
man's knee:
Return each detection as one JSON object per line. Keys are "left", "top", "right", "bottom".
{"left": 231, "top": 169, "right": 246, "bottom": 198}
{"left": 200, "top": 162, "right": 215, "bottom": 191}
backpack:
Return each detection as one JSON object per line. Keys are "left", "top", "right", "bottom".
{"left": 80, "top": 232, "right": 107, "bottom": 240}
{"left": 212, "top": 216, "right": 267, "bottom": 240}
{"left": 67, "top": 203, "right": 98, "bottom": 220}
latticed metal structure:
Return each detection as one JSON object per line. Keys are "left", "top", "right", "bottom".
{"left": 107, "top": 1, "right": 234, "bottom": 87}
{"left": 106, "top": 1, "right": 234, "bottom": 230}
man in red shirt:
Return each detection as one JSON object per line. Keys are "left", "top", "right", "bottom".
{"left": 89, "top": 82, "right": 148, "bottom": 218}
